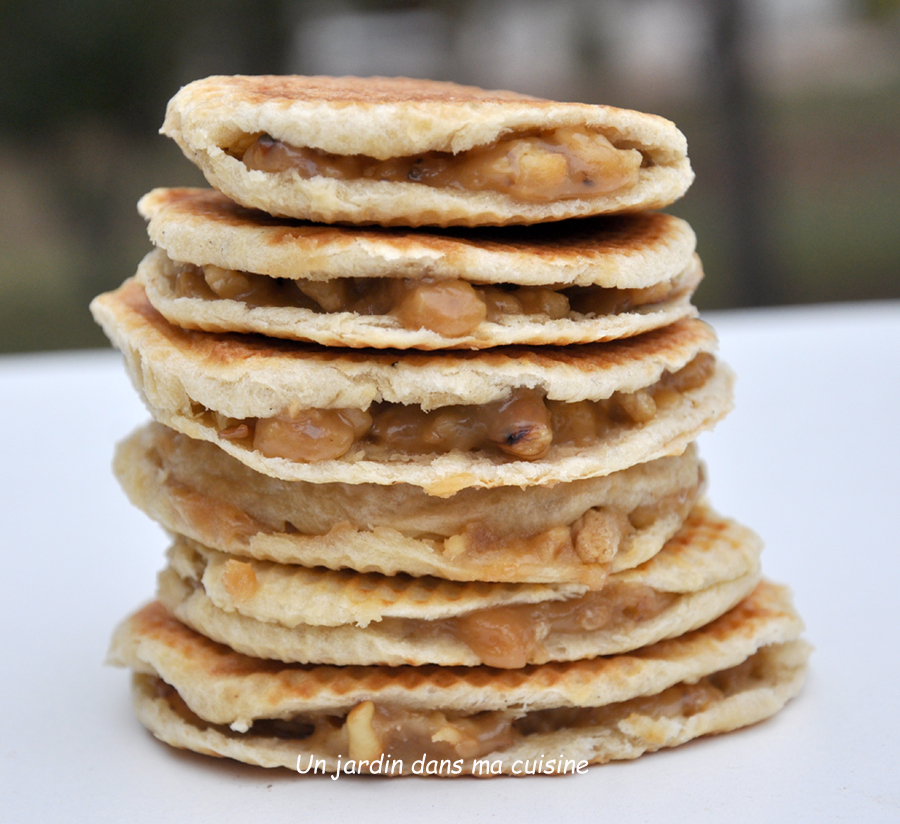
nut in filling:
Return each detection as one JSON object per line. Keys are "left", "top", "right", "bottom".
{"left": 146, "top": 643, "right": 759, "bottom": 766}
{"left": 450, "top": 582, "right": 676, "bottom": 668}
{"left": 249, "top": 407, "right": 373, "bottom": 462}
{"left": 236, "top": 127, "right": 644, "bottom": 203}
{"left": 210, "top": 354, "right": 716, "bottom": 464}
{"left": 345, "top": 701, "right": 516, "bottom": 763}
{"left": 165, "top": 253, "right": 693, "bottom": 339}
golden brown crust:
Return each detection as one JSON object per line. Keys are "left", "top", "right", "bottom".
{"left": 114, "top": 422, "right": 703, "bottom": 584}
{"left": 111, "top": 581, "right": 805, "bottom": 719}
{"left": 174, "top": 74, "right": 543, "bottom": 113}
{"left": 163, "top": 75, "right": 687, "bottom": 161}
{"left": 117, "top": 582, "right": 809, "bottom": 773}
{"left": 130, "top": 638, "right": 810, "bottom": 773}
{"left": 93, "top": 279, "right": 717, "bottom": 406}
{"left": 161, "top": 75, "right": 693, "bottom": 226}
{"left": 90, "top": 281, "right": 732, "bottom": 491}
{"left": 137, "top": 188, "right": 701, "bottom": 348}
{"left": 139, "top": 188, "right": 697, "bottom": 289}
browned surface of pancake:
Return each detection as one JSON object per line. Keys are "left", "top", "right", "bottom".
{"left": 91, "top": 280, "right": 732, "bottom": 491}
{"left": 162, "top": 75, "right": 693, "bottom": 226}
{"left": 90, "top": 278, "right": 720, "bottom": 412}
{"left": 112, "top": 580, "right": 803, "bottom": 718}
{"left": 115, "top": 582, "right": 809, "bottom": 774}
{"left": 139, "top": 188, "right": 697, "bottom": 289}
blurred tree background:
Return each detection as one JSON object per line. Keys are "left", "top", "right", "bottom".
{"left": 1, "top": 0, "right": 898, "bottom": 353}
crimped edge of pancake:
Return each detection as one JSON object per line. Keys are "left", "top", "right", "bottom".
{"left": 116, "top": 581, "right": 809, "bottom": 773}
{"left": 162, "top": 76, "right": 693, "bottom": 226}
{"left": 114, "top": 422, "right": 703, "bottom": 584}
{"left": 156, "top": 544, "right": 762, "bottom": 667}
{"left": 136, "top": 247, "right": 701, "bottom": 350}
{"left": 139, "top": 188, "right": 698, "bottom": 289}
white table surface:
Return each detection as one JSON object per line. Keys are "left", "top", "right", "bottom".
{"left": 2, "top": 301, "right": 899, "bottom": 822}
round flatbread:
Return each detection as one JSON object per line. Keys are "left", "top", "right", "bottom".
{"left": 136, "top": 188, "right": 700, "bottom": 349}
{"left": 91, "top": 281, "right": 733, "bottom": 494}
{"left": 111, "top": 582, "right": 809, "bottom": 774}
{"left": 115, "top": 422, "right": 704, "bottom": 585}
{"left": 156, "top": 505, "right": 763, "bottom": 668}
{"left": 162, "top": 75, "right": 693, "bottom": 227}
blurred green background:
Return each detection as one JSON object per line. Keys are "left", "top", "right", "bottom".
{"left": 2, "top": 0, "right": 898, "bottom": 354}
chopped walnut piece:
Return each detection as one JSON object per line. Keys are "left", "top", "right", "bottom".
{"left": 455, "top": 606, "right": 539, "bottom": 669}
{"left": 346, "top": 701, "right": 382, "bottom": 761}
{"left": 611, "top": 389, "right": 657, "bottom": 423}
{"left": 391, "top": 279, "right": 487, "bottom": 336}
{"left": 572, "top": 508, "right": 633, "bottom": 564}
{"left": 253, "top": 408, "right": 372, "bottom": 462}
{"left": 488, "top": 389, "right": 553, "bottom": 460}
{"left": 238, "top": 127, "right": 642, "bottom": 203}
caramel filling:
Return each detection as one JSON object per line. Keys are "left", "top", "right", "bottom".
{"left": 182, "top": 542, "right": 677, "bottom": 670}
{"left": 169, "top": 257, "right": 688, "bottom": 338}
{"left": 343, "top": 701, "right": 516, "bottom": 763}
{"left": 155, "top": 675, "right": 514, "bottom": 762}
{"left": 209, "top": 353, "right": 715, "bottom": 463}
{"left": 163, "top": 471, "right": 698, "bottom": 588}
{"left": 234, "top": 127, "right": 644, "bottom": 203}
{"left": 149, "top": 648, "right": 744, "bottom": 764}
{"left": 441, "top": 582, "right": 675, "bottom": 668}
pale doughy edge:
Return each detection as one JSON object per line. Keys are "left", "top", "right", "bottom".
{"left": 165, "top": 503, "right": 759, "bottom": 629}
{"left": 128, "top": 639, "right": 810, "bottom": 774}
{"left": 162, "top": 75, "right": 693, "bottom": 226}
{"left": 114, "top": 422, "right": 703, "bottom": 583}
{"left": 157, "top": 560, "right": 761, "bottom": 667}
{"left": 136, "top": 247, "right": 701, "bottom": 350}
{"left": 169, "top": 537, "right": 588, "bottom": 628}
{"left": 147, "top": 364, "right": 733, "bottom": 494}
{"left": 139, "top": 188, "right": 698, "bottom": 289}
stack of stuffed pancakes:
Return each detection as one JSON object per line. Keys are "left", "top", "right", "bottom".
{"left": 93, "top": 76, "right": 809, "bottom": 776}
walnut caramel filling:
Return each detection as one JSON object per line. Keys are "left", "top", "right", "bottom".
{"left": 163, "top": 475, "right": 698, "bottom": 589}
{"left": 169, "top": 257, "right": 691, "bottom": 339}
{"left": 178, "top": 547, "right": 676, "bottom": 669}
{"left": 233, "top": 127, "right": 645, "bottom": 204}
{"left": 154, "top": 676, "right": 514, "bottom": 761}
{"left": 438, "top": 582, "right": 676, "bottom": 668}
{"left": 209, "top": 353, "right": 715, "bottom": 464}
{"left": 149, "top": 649, "right": 744, "bottom": 763}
